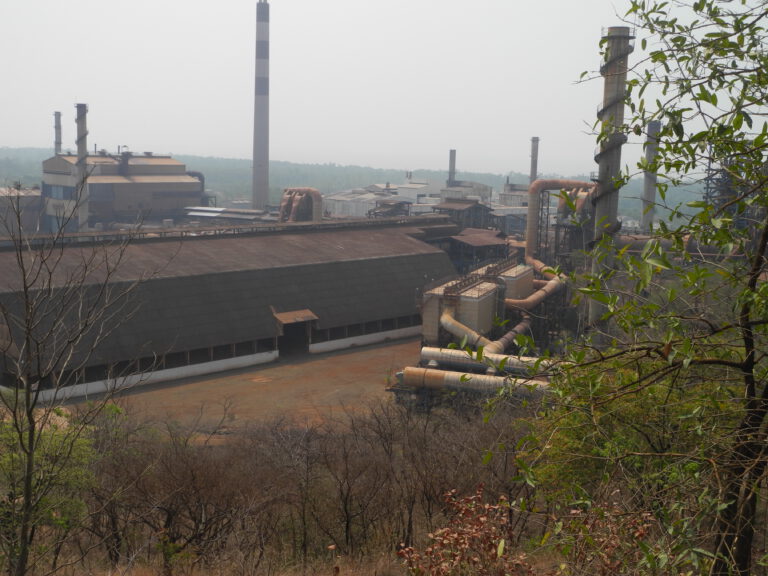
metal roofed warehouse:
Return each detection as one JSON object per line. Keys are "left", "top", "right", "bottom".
{"left": 0, "top": 221, "right": 456, "bottom": 396}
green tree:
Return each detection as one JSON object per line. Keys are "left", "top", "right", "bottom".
{"left": 557, "top": 1, "right": 768, "bottom": 574}
{"left": 0, "top": 187, "right": 143, "bottom": 575}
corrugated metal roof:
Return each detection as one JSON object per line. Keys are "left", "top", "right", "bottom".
{"left": 273, "top": 309, "right": 319, "bottom": 324}
{"left": 128, "top": 175, "right": 200, "bottom": 184}
{"left": 451, "top": 228, "right": 506, "bottom": 248}
{"left": 127, "top": 156, "right": 183, "bottom": 166}
{"left": 0, "top": 224, "right": 456, "bottom": 365}
{"left": 435, "top": 201, "right": 485, "bottom": 211}
{"left": 88, "top": 175, "right": 131, "bottom": 184}
{"left": 88, "top": 175, "right": 200, "bottom": 185}
{"left": 56, "top": 154, "right": 183, "bottom": 167}
{"left": 0, "top": 226, "right": 448, "bottom": 290}
{"left": 451, "top": 234, "right": 506, "bottom": 248}
{"left": 0, "top": 188, "right": 41, "bottom": 198}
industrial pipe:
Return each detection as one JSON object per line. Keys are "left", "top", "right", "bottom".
{"left": 439, "top": 310, "right": 492, "bottom": 349}
{"left": 439, "top": 309, "right": 530, "bottom": 355}
{"left": 557, "top": 188, "right": 592, "bottom": 222}
{"left": 526, "top": 179, "right": 596, "bottom": 259}
{"left": 504, "top": 256, "right": 565, "bottom": 311}
{"left": 420, "top": 347, "right": 559, "bottom": 376}
{"left": 401, "top": 367, "right": 545, "bottom": 394}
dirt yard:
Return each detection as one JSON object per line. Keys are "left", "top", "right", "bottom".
{"left": 113, "top": 338, "right": 420, "bottom": 428}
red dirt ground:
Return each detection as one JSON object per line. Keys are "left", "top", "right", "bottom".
{"left": 114, "top": 338, "right": 420, "bottom": 428}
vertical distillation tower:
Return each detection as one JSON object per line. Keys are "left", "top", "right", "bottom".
{"left": 252, "top": 0, "right": 270, "bottom": 210}
{"left": 588, "top": 26, "right": 634, "bottom": 325}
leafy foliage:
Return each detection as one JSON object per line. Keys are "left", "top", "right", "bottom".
{"left": 555, "top": 1, "right": 768, "bottom": 574}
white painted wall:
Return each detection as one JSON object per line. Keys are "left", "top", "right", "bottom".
{"left": 309, "top": 326, "right": 420, "bottom": 354}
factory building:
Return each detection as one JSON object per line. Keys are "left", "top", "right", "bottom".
{"left": 323, "top": 180, "right": 442, "bottom": 219}
{"left": 0, "top": 219, "right": 455, "bottom": 395}
{"left": 41, "top": 151, "right": 206, "bottom": 232}
{"left": 0, "top": 186, "right": 42, "bottom": 236}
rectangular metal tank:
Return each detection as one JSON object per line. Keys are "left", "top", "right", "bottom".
{"left": 456, "top": 281, "right": 498, "bottom": 336}
{"left": 420, "top": 288, "right": 444, "bottom": 346}
{"left": 500, "top": 264, "right": 534, "bottom": 299}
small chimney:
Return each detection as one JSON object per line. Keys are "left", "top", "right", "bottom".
{"left": 54, "top": 111, "right": 62, "bottom": 155}
{"left": 447, "top": 149, "right": 457, "bottom": 187}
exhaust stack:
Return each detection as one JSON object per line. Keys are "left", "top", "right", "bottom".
{"left": 529, "top": 137, "right": 539, "bottom": 185}
{"left": 641, "top": 120, "right": 661, "bottom": 233}
{"left": 54, "top": 111, "right": 62, "bottom": 155}
{"left": 75, "top": 103, "right": 89, "bottom": 230}
{"left": 251, "top": 0, "right": 270, "bottom": 210}
{"left": 447, "top": 149, "right": 456, "bottom": 187}
{"left": 589, "top": 26, "right": 634, "bottom": 324}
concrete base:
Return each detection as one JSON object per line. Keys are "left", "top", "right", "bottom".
{"left": 34, "top": 350, "right": 280, "bottom": 403}
{"left": 24, "top": 327, "right": 422, "bottom": 403}
{"left": 309, "top": 326, "right": 421, "bottom": 354}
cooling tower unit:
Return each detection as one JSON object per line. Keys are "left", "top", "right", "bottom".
{"left": 252, "top": 0, "right": 270, "bottom": 210}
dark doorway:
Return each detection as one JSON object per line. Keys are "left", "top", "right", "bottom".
{"left": 278, "top": 321, "right": 310, "bottom": 356}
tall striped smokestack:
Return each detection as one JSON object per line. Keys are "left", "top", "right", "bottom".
{"left": 75, "top": 103, "right": 89, "bottom": 230}
{"left": 54, "top": 111, "right": 62, "bottom": 155}
{"left": 252, "top": 0, "right": 270, "bottom": 210}
{"left": 447, "top": 149, "right": 456, "bottom": 187}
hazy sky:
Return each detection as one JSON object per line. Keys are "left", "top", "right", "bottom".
{"left": 2, "top": 0, "right": 638, "bottom": 177}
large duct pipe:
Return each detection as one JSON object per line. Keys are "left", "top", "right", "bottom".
{"left": 556, "top": 188, "right": 592, "bottom": 221}
{"left": 448, "top": 149, "right": 457, "bottom": 186}
{"left": 420, "top": 347, "right": 558, "bottom": 375}
{"left": 54, "top": 111, "right": 62, "bottom": 155}
{"left": 439, "top": 308, "right": 530, "bottom": 355}
{"left": 252, "top": 0, "right": 270, "bottom": 210}
{"left": 401, "top": 367, "right": 544, "bottom": 394}
{"left": 525, "top": 179, "right": 596, "bottom": 259}
{"left": 504, "top": 256, "right": 565, "bottom": 311}
{"left": 75, "top": 103, "right": 89, "bottom": 230}
{"left": 589, "top": 26, "right": 634, "bottom": 324}
{"left": 440, "top": 310, "right": 492, "bottom": 350}
{"left": 641, "top": 120, "right": 661, "bottom": 233}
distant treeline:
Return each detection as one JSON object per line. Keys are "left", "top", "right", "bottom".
{"left": 0, "top": 147, "right": 701, "bottom": 219}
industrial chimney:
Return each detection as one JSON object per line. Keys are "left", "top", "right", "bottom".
{"left": 252, "top": 0, "right": 270, "bottom": 210}
{"left": 529, "top": 137, "right": 539, "bottom": 185}
{"left": 447, "top": 149, "right": 457, "bottom": 187}
{"left": 54, "top": 111, "right": 62, "bottom": 155}
{"left": 588, "top": 26, "right": 634, "bottom": 325}
{"left": 641, "top": 120, "right": 661, "bottom": 233}
{"left": 75, "top": 103, "right": 89, "bottom": 230}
